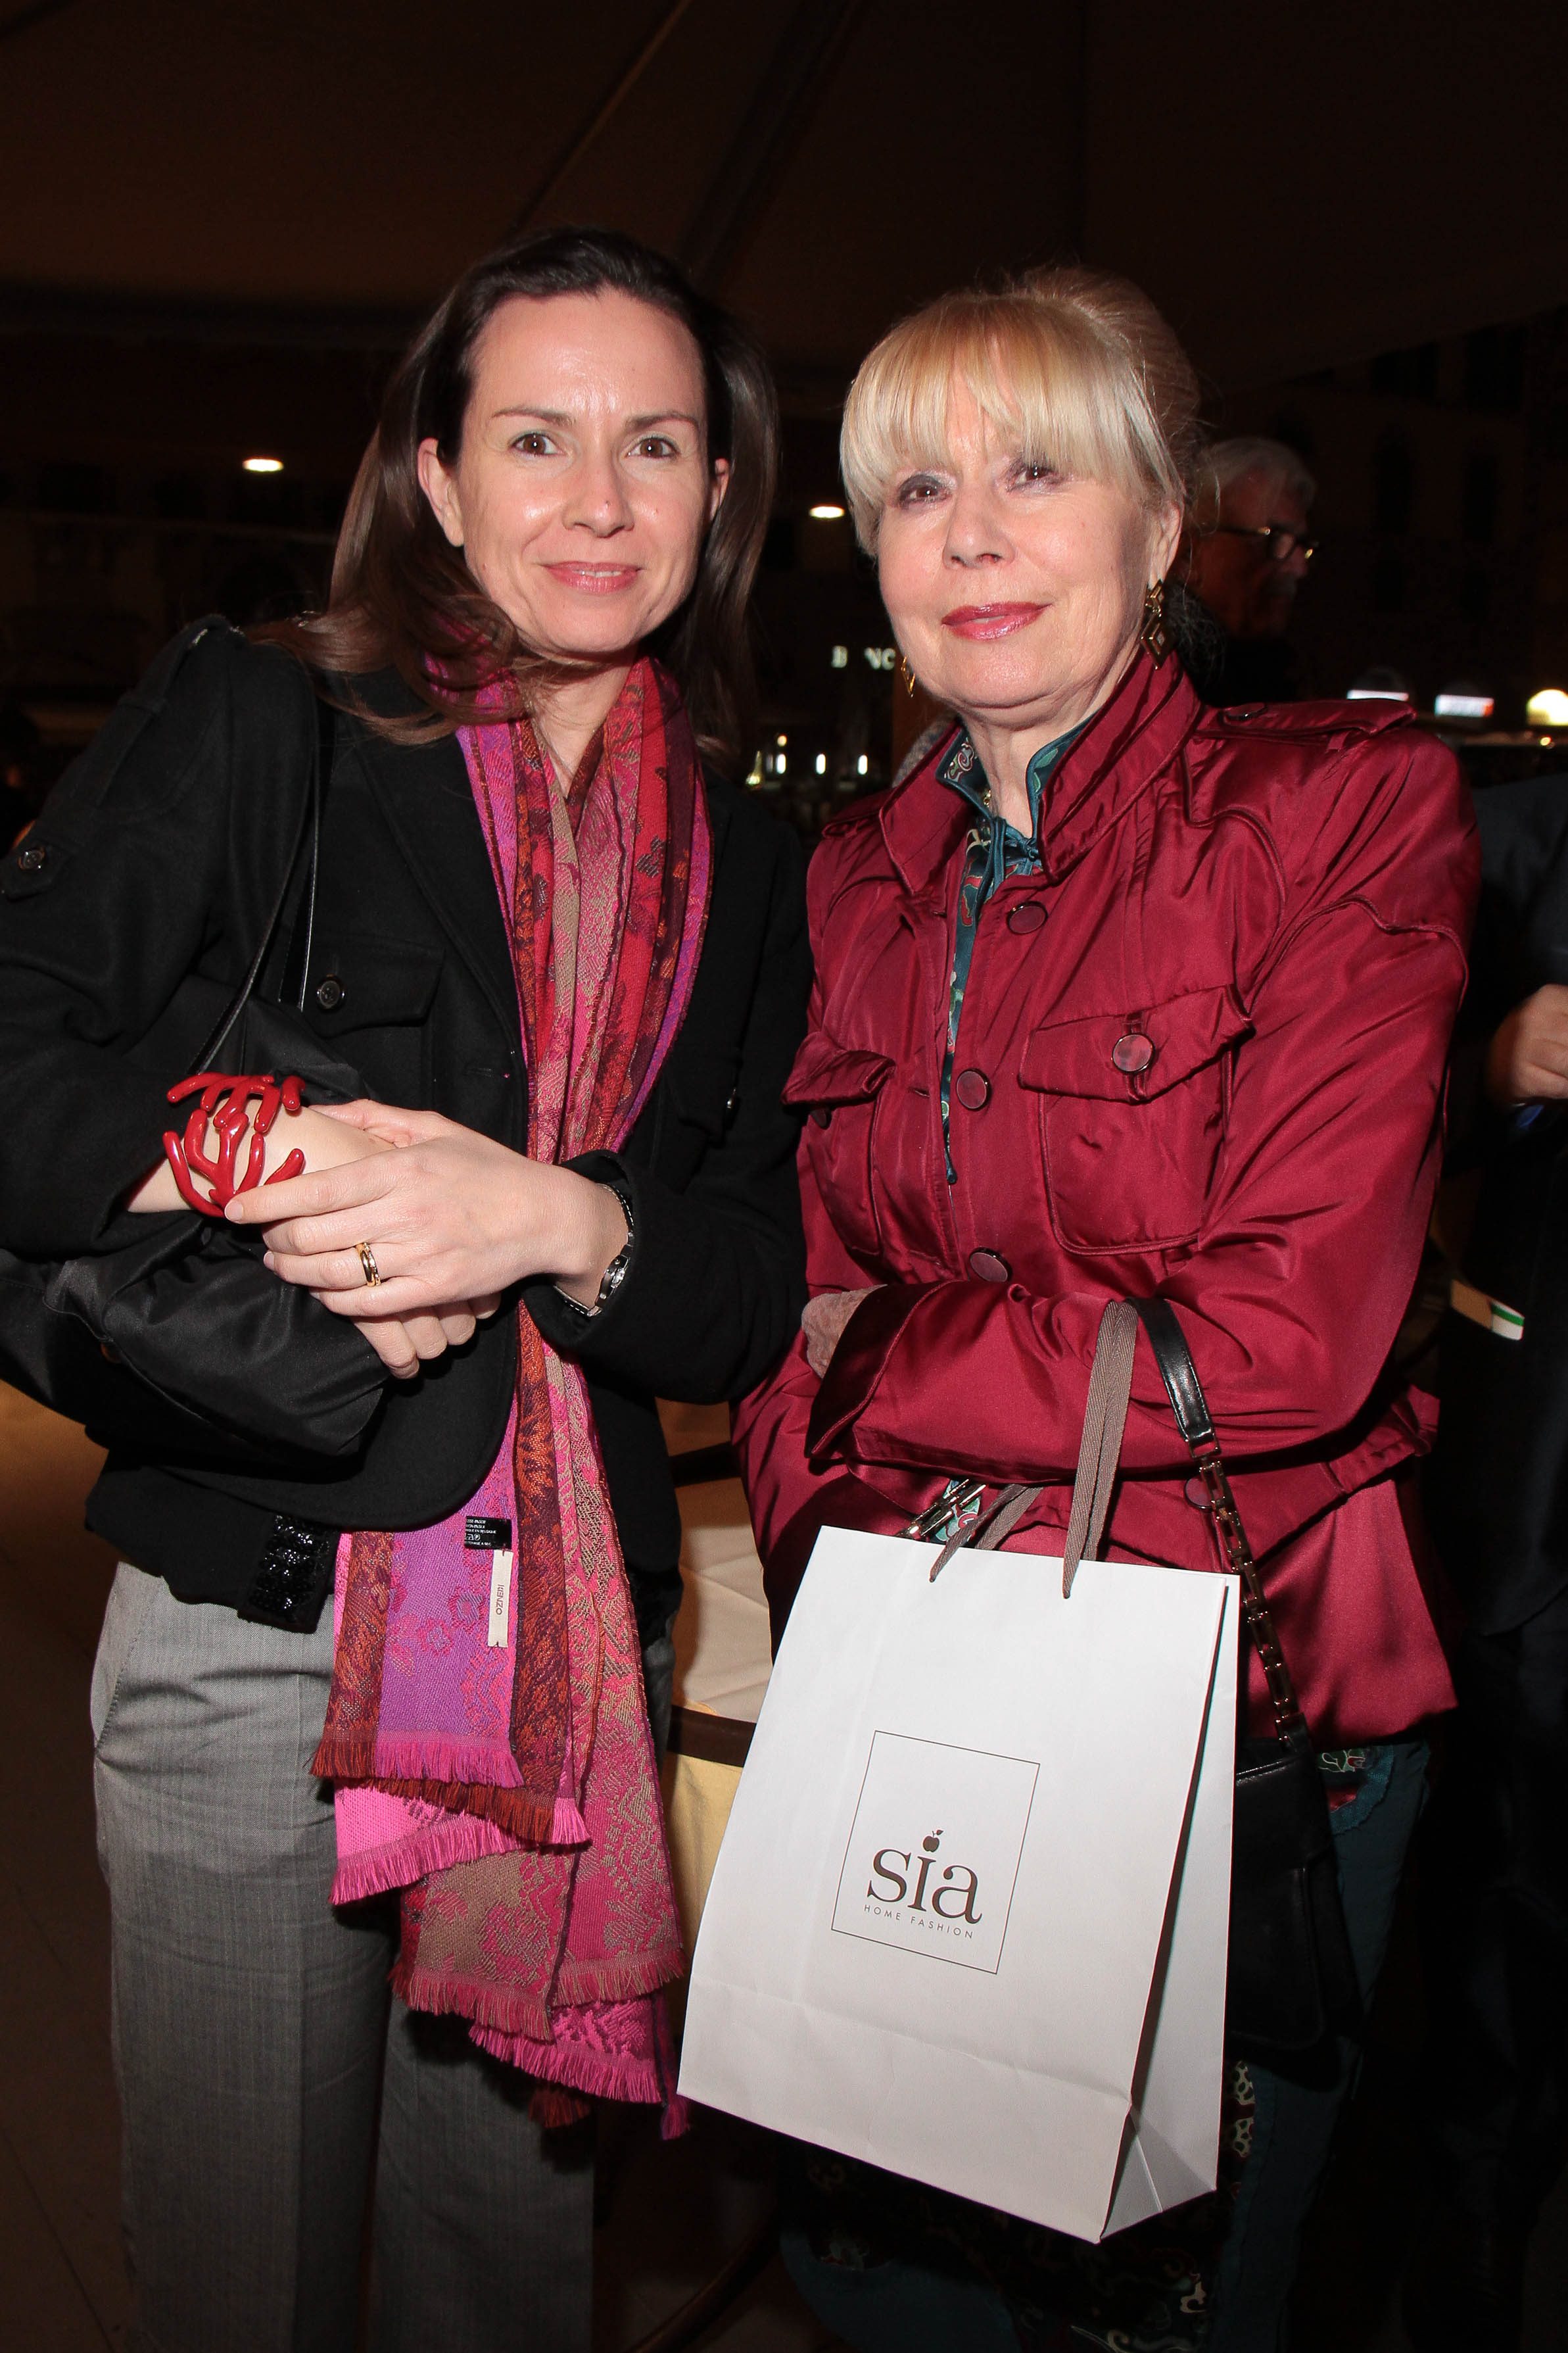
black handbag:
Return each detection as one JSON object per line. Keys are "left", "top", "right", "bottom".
{"left": 0, "top": 686, "right": 389, "bottom": 1460}
{"left": 932, "top": 1295, "right": 1363, "bottom": 2066}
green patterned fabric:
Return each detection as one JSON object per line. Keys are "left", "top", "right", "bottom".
{"left": 936, "top": 723, "right": 1086, "bottom": 1182}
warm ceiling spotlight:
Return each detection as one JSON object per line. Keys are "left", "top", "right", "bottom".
{"left": 243, "top": 456, "right": 284, "bottom": 474}
{"left": 1526, "top": 688, "right": 1568, "bottom": 728}
{"left": 808, "top": 502, "right": 845, "bottom": 520}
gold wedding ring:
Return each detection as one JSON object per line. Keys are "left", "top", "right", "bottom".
{"left": 354, "top": 1241, "right": 383, "bottom": 1288}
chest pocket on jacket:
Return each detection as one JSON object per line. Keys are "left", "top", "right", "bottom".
{"left": 305, "top": 929, "right": 444, "bottom": 1101}
{"left": 1018, "top": 984, "right": 1252, "bottom": 1253}
{"left": 783, "top": 1033, "right": 893, "bottom": 1270}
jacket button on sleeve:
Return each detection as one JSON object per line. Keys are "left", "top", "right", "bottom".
{"left": 314, "top": 975, "right": 345, "bottom": 1011}
{"left": 1007, "top": 901, "right": 1046, "bottom": 934}
{"left": 1112, "top": 1032, "right": 1155, "bottom": 1075}
{"left": 954, "top": 1067, "right": 990, "bottom": 1110}
{"left": 15, "top": 844, "right": 46, "bottom": 871}
{"left": 967, "top": 1248, "right": 1011, "bottom": 1282}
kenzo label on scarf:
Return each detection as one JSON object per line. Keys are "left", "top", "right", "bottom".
{"left": 465, "top": 1518, "right": 514, "bottom": 1649}
{"left": 830, "top": 1730, "right": 1039, "bottom": 1975}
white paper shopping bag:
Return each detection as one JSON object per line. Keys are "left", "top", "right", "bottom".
{"left": 678, "top": 1526, "right": 1238, "bottom": 2243}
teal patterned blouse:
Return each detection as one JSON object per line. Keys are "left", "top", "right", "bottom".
{"left": 937, "top": 721, "right": 1086, "bottom": 1180}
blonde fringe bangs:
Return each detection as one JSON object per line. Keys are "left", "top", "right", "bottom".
{"left": 840, "top": 291, "right": 1186, "bottom": 550}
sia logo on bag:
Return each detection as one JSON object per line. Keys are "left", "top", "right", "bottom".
{"left": 830, "top": 1731, "right": 1039, "bottom": 1974}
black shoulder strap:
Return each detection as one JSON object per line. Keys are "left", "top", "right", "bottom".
{"left": 188, "top": 675, "right": 331, "bottom": 1075}
{"left": 1133, "top": 1295, "right": 1216, "bottom": 1449}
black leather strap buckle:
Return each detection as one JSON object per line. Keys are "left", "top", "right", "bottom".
{"left": 238, "top": 1514, "right": 338, "bottom": 1633}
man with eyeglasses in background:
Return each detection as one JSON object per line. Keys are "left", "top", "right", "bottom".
{"left": 1179, "top": 434, "right": 1318, "bottom": 704}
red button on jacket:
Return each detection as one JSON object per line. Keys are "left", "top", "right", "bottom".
{"left": 1112, "top": 1031, "right": 1155, "bottom": 1075}
{"left": 736, "top": 653, "right": 1479, "bottom": 1743}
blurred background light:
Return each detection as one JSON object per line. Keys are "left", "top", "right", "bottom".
{"left": 241, "top": 456, "right": 283, "bottom": 473}
{"left": 1348, "top": 666, "right": 1412, "bottom": 701}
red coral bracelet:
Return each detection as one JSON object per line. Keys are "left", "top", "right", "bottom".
{"left": 162, "top": 1071, "right": 307, "bottom": 1216}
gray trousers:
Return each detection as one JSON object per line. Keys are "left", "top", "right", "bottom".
{"left": 92, "top": 1563, "right": 594, "bottom": 2353}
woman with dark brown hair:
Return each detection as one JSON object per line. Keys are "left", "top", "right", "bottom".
{"left": 0, "top": 228, "right": 807, "bottom": 2352}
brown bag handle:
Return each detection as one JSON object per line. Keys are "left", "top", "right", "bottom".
{"left": 928, "top": 1299, "right": 1137, "bottom": 1582}
{"left": 928, "top": 1296, "right": 1308, "bottom": 1739}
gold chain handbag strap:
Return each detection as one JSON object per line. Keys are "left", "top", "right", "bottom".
{"left": 1131, "top": 1297, "right": 1306, "bottom": 1737}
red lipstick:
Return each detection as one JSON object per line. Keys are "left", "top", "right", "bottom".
{"left": 941, "top": 602, "right": 1045, "bottom": 641}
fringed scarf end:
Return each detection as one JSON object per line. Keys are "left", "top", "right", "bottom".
{"left": 339, "top": 1768, "right": 561, "bottom": 1847}
{"left": 330, "top": 1799, "right": 514, "bottom": 1905}
{"left": 529, "top": 2083, "right": 591, "bottom": 2130}
{"left": 550, "top": 1949, "right": 684, "bottom": 2008}
{"left": 391, "top": 1958, "right": 554, "bottom": 2046}
{"left": 550, "top": 1794, "right": 590, "bottom": 1844}
{"left": 469, "top": 2016, "right": 675, "bottom": 2117}
{"left": 312, "top": 1734, "right": 377, "bottom": 1783}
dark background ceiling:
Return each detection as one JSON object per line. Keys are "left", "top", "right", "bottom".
{"left": 5, "top": 0, "right": 1568, "bottom": 763}
{"left": 3, "top": 0, "right": 1565, "bottom": 397}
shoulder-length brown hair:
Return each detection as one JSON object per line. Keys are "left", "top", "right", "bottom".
{"left": 268, "top": 228, "right": 778, "bottom": 773}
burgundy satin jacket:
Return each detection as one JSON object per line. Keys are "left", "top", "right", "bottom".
{"left": 734, "top": 652, "right": 1479, "bottom": 1744}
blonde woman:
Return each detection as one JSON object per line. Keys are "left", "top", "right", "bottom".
{"left": 736, "top": 270, "right": 1475, "bottom": 2350}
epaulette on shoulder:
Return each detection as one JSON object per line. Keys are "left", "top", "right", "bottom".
{"left": 820, "top": 786, "right": 894, "bottom": 841}
{"left": 137, "top": 611, "right": 243, "bottom": 688}
{"left": 182, "top": 615, "right": 245, "bottom": 649}
{"left": 1197, "top": 696, "right": 1417, "bottom": 744}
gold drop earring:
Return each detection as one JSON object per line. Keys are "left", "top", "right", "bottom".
{"left": 1140, "top": 579, "right": 1171, "bottom": 664}
{"left": 897, "top": 653, "right": 918, "bottom": 698}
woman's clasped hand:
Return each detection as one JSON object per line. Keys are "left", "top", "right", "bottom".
{"left": 800, "top": 1284, "right": 875, "bottom": 1376}
{"left": 223, "top": 1097, "right": 630, "bottom": 1355}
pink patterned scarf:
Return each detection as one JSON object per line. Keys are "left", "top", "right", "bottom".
{"left": 314, "top": 658, "right": 711, "bottom": 2123}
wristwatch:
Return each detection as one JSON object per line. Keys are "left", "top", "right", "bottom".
{"left": 559, "top": 1178, "right": 636, "bottom": 1319}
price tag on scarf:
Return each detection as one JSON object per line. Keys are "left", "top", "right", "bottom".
{"left": 465, "top": 1516, "right": 514, "bottom": 1649}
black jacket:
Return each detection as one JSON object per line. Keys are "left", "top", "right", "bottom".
{"left": 1428, "top": 773, "right": 1568, "bottom": 1634}
{"left": 0, "top": 621, "right": 810, "bottom": 1635}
